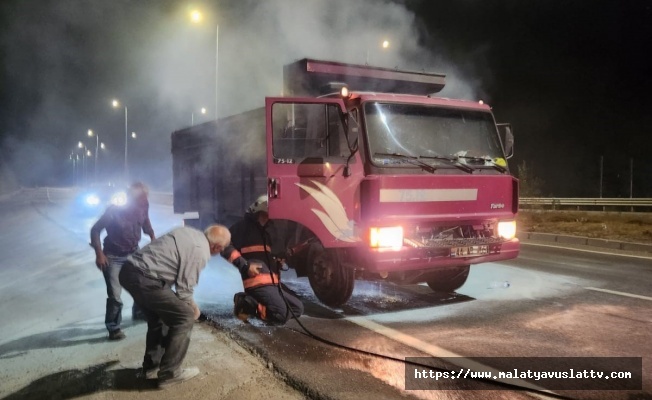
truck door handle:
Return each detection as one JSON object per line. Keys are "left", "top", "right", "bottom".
{"left": 268, "top": 178, "right": 280, "bottom": 198}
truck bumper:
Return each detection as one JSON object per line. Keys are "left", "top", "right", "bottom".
{"left": 360, "top": 238, "right": 520, "bottom": 273}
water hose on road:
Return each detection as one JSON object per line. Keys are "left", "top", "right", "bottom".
{"left": 259, "top": 235, "right": 573, "bottom": 399}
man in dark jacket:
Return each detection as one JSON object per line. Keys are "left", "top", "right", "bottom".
{"left": 222, "top": 195, "right": 304, "bottom": 325}
{"left": 90, "top": 182, "right": 155, "bottom": 340}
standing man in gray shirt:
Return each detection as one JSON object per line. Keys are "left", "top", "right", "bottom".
{"left": 119, "top": 224, "right": 231, "bottom": 388}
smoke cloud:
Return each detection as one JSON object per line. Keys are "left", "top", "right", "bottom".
{"left": 0, "top": 0, "right": 481, "bottom": 190}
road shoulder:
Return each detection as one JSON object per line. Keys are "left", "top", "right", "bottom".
{"left": 1, "top": 321, "right": 304, "bottom": 400}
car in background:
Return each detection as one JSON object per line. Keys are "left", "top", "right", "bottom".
{"left": 74, "top": 184, "right": 127, "bottom": 216}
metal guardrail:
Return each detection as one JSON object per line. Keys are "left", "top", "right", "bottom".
{"left": 520, "top": 197, "right": 652, "bottom": 211}
{"left": 3, "top": 189, "right": 650, "bottom": 213}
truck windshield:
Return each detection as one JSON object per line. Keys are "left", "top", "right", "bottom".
{"left": 364, "top": 102, "right": 504, "bottom": 168}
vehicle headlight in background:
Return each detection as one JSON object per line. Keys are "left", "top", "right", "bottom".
{"left": 110, "top": 191, "right": 127, "bottom": 206}
{"left": 497, "top": 220, "right": 516, "bottom": 240}
{"left": 369, "top": 226, "right": 403, "bottom": 250}
{"left": 84, "top": 194, "right": 100, "bottom": 206}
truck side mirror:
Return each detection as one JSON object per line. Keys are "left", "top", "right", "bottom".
{"left": 497, "top": 123, "right": 514, "bottom": 159}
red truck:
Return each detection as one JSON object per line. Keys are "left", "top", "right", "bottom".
{"left": 172, "top": 59, "right": 519, "bottom": 306}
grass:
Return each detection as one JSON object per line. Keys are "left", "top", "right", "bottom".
{"left": 517, "top": 210, "right": 652, "bottom": 244}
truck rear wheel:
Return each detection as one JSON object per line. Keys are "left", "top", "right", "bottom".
{"left": 425, "top": 265, "right": 470, "bottom": 293}
{"left": 308, "top": 245, "right": 354, "bottom": 307}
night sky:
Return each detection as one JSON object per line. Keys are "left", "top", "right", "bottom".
{"left": 1, "top": 0, "right": 651, "bottom": 197}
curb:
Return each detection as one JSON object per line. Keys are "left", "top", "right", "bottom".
{"left": 517, "top": 231, "right": 652, "bottom": 254}
{"left": 206, "top": 320, "right": 330, "bottom": 400}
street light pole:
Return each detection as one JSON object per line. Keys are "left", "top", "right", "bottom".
{"left": 88, "top": 129, "right": 99, "bottom": 184}
{"left": 190, "top": 10, "right": 218, "bottom": 120}
{"left": 112, "top": 99, "right": 129, "bottom": 182}
{"left": 599, "top": 155, "right": 603, "bottom": 198}
{"left": 69, "top": 152, "right": 76, "bottom": 186}
{"left": 124, "top": 106, "right": 128, "bottom": 181}
{"left": 77, "top": 142, "right": 92, "bottom": 186}
{"left": 215, "top": 24, "right": 220, "bottom": 121}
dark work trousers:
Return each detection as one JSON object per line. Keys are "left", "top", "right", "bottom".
{"left": 246, "top": 284, "right": 304, "bottom": 325}
{"left": 119, "top": 263, "right": 195, "bottom": 378}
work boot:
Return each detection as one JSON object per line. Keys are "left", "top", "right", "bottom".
{"left": 108, "top": 329, "right": 126, "bottom": 341}
{"left": 233, "top": 292, "right": 258, "bottom": 322}
{"left": 158, "top": 367, "right": 200, "bottom": 389}
{"left": 139, "top": 367, "right": 159, "bottom": 380}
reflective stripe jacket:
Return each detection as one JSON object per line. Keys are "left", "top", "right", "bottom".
{"left": 221, "top": 213, "right": 284, "bottom": 289}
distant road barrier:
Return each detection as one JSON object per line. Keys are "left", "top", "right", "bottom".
{"left": 0, "top": 187, "right": 173, "bottom": 206}
{"left": 520, "top": 197, "right": 652, "bottom": 212}
{"left": 3, "top": 189, "right": 651, "bottom": 213}
{"left": 0, "top": 187, "right": 76, "bottom": 204}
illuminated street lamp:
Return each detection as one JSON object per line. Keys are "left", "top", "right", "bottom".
{"left": 190, "top": 10, "right": 202, "bottom": 23}
{"left": 191, "top": 106, "right": 207, "bottom": 126}
{"left": 366, "top": 38, "right": 391, "bottom": 65}
{"left": 112, "top": 99, "right": 129, "bottom": 181}
{"left": 69, "top": 151, "right": 77, "bottom": 186}
{"left": 87, "top": 129, "right": 100, "bottom": 184}
{"left": 77, "top": 141, "right": 91, "bottom": 186}
{"left": 190, "top": 10, "right": 219, "bottom": 119}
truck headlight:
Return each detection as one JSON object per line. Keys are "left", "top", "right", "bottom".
{"left": 369, "top": 226, "right": 403, "bottom": 250}
{"left": 497, "top": 220, "right": 516, "bottom": 240}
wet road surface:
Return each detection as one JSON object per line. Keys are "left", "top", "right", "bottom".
{"left": 1, "top": 196, "right": 650, "bottom": 399}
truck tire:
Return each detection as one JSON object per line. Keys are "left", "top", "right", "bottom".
{"left": 307, "top": 244, "right": 354, "bottom": 307}
{"left": 425, "top": 265, "right": 470, "bottom": 293}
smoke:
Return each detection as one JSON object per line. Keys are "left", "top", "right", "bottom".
{"left": 146, "top": 0, "right": 481, "bottom": 118}
{"left": 0, "top": 0, "right": 483, "bottom": 190}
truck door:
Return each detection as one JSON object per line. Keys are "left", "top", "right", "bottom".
{"left": 265, "top": 97, "right": 362, "bottom": 248}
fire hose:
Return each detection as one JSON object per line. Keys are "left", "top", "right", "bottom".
{"left": 259, "top": 234, "right": 573, "bottom": 399}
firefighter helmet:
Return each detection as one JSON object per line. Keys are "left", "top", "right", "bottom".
{"left": 247, "top": 195, "right": 268, "bottom": 214}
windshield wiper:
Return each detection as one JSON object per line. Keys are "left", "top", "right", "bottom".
{"left": 374, "top": 152, "right": 436, "bottom": 173}
{"left": 418, "top": 155, "right": 474, "bottom": 174}
{"left": 455, "top": 155, "right": 508, "bottom": 173}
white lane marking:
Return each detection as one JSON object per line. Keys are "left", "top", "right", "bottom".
{"left": 521, "top": 241, "right": 652, "bottom": 260}
{"left": 585, "top": 287, "right": 652, "bottom": 302}
{"left": 346, "top": 316, "right": 556, "bottom": 396}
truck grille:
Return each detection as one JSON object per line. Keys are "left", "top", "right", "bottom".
{"left": 404, "top": 236, "right": 505, "bottom": 249}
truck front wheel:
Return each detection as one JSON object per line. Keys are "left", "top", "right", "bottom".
{"left": 307, "top": 245, "right": 354, "bottom": 307}
{"left": 425, "top": 265, "right": 470, "bottom": 293}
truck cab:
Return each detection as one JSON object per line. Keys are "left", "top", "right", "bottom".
{"left": 172, "top": 59, "right": 519, "bottom": 307}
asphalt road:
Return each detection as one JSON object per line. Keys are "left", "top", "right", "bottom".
{"left": 1, "top": 197, "right": 650, "bottom": 400}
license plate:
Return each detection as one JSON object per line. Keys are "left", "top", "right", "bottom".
{"left": 450, "top": 245, "right": 488, "bottom": 257}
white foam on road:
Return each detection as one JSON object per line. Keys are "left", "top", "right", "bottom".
{"left": 360, "top": 262, "right": 592, "bottom": 324}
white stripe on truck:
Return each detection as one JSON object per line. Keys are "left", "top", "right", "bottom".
{"left": 379, "top": 188, "right": 478, "bottom": 203}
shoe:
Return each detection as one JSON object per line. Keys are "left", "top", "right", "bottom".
{"left": 108, "top": 329, "right": 126, "bottom": 341}
{"left": 233, "top": 292, "right": 257, "bottom": 322}
{"left": 158, "top": 367, "right": 200, "bottom": 389}
{"left": 144, "top": 367, "right": 159, "bottom": 380}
